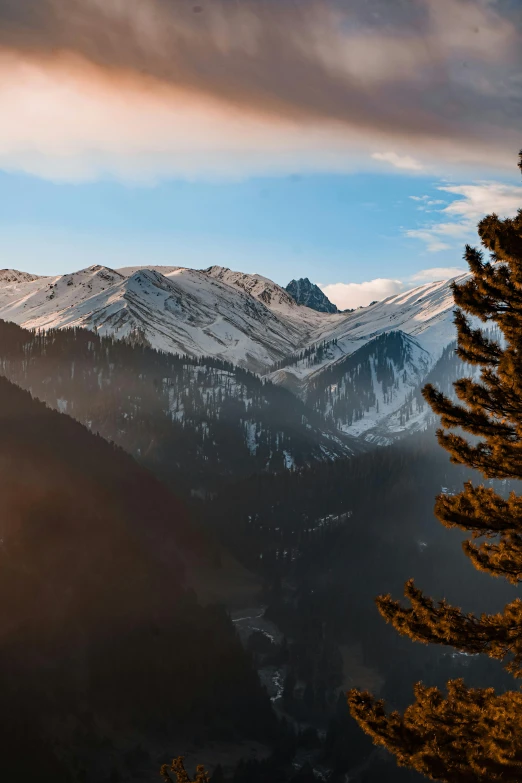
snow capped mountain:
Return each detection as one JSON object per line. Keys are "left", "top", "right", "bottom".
{"left": 0, "top": 265, "right": 124, "bottom": 323}
{"left": 0, "top": 269, "right": 42, "bottom": 285}
{"left": 0, "top": 263, "right": 467, "bottom": 444}
{"left": 286, "top": 278, "right": 339, "bottom": 314}
{"left": 264, "top": 273, "right": 467, "bottom": 442}
{"left": 271, "top": 274, "right": 466, "bottom": 385}
{"left": 0, "top": 264, "right": 328, "bottom": 373}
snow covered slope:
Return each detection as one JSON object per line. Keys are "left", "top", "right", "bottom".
{"left": 312, "top": 275, "right": 466, "bottom": 359}
{"left": 267, "top": 271, "right": 465, "bottom": 381}
{"left": 202, "top": 266, "right": 298, "bottom": 311}
{"left": 304, "top": 331, "right": 433, "bottom": 441}
{"left": 265, "top": 275, "right": 468, "bottom": 441}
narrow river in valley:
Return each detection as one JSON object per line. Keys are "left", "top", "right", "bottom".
{"left": 231, "top": 606, "right": 285, "bottom": 703}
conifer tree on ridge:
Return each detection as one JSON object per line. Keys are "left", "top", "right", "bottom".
{"left": 348, "top": 152, "right": 522, "bottom": 782}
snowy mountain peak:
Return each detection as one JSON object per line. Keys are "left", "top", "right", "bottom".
{"left": 117, "top": 265, "right": 182, "bottom": 278}
{"left": 53, "top": 265, "right": 125, "bottom": 292}
{"left": 0, "top": 269, "right": 42, "bottom": 284}
{"left": 46, "top": 265, "right": 125, "bottom": 300}
{"left": 202, "top": 265, "right": 298, "bottom": 311}
{"left": 126, "top": 267, "right": 174, "bottom": 289}
{"left": 80, "top": 264, "right": 124, "bottom": 279}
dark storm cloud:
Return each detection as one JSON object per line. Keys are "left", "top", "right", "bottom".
{"left": 0, "top": 0, "right": 521, "bottom": 178}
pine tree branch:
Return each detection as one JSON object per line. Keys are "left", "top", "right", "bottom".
{"left": 348, "top": 680, "right": 522, "bottom": 782}
{"left": 453, "top": 310, "right": 502, "bottom": 366}
{"left": 375, "top": 580, "right": 522, "bottom": 675}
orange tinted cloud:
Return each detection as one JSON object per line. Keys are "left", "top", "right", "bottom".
{"left": 0, "top": 0, "right": 520, "bottom": 180}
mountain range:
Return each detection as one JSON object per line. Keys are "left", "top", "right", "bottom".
{"left": 0, "top": 264, "right": 465, "bottom": 446}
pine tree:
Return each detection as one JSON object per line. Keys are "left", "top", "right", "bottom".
{"left": 348, "top": 152, "right": 522, "bottom": 782}
{"left": 161, "top": 757, "right": 211, "bottom": 783}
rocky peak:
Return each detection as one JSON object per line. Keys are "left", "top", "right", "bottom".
{"left": 286, "top": 278, "right": 338, "bottom": 314}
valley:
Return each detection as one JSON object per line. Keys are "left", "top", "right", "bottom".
{"left": 0, "top": 261, "right": 512, "bottom": 783}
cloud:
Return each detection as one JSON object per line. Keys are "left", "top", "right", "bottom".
{"left": 440, "top": 182, "right": 522, "bottom": 220}
{"left": 406, "top": 181, "right": 522, "bottom": 251}
{"left": 320, "top": 279, "right": 405, "bottom": 310}
{"left": 372, "top": 152, "right": 424, "bottom": 171}
{"left": 410, "top": 266, "right": 466, "bottom": 282}
{"left": 321, "top": 265, "right": 467, "bottom": 309}
{"left": 409, "top": 195, "right": 445, "bottom": 208}
{"left": 0, "top": 0, "right": 521, "bottom": 180}
{"left": 0, "top": 52, "right": 372, "bottom": 183}
{"left": 405, "top": 230, "right": 453, "bottom": 252}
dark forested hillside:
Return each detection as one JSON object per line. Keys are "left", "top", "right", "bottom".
{"left": 0, "top": 320, "right": 354, "bottom": 496}
{"left": 209, "top": 425, "right": 519, "bottom": 620}
{"left": 204, "top": 429, "right": 518, "bottom": 779}
{"left": 0, "top": 375, "right": 275, "bottom": 782}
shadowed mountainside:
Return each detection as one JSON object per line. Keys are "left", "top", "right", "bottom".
{"left": 0, "top": 374, "right": 275, "bottom": 782}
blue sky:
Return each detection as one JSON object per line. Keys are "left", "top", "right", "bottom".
{"left": 0, "top": 169, "right": 461, "bottom": 282}
{"left": 1, "top": 0, "right": 522, "bottom": 308}
{"left": 2, "top": 166, "right": 521, "bottom": 309}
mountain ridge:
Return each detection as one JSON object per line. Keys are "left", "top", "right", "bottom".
{"left": 0, "top": 264, "right": 467, "bottom": 442}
